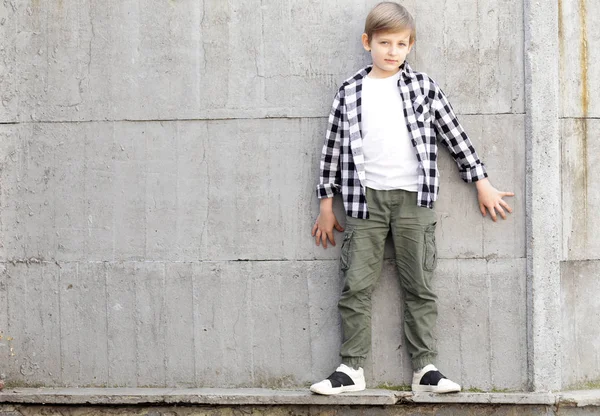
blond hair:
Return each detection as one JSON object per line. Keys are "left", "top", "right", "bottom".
{"left": 364, "top": 2, "right": 416, "bottom": 44}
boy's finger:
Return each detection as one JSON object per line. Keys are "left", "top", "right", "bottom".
{"left": 500, "top": 199, "right": 513, "bottom": 213}
{"left": 334, "top": 219, "right": 344, "bottom": 232}
{"left": 479, "top": 203, "right": 487, "bottom": 217}
{"left": 315, "top": 229, "right": 321, "bottom": 246}
{"left": 496, "top": 204, "right": 506, "bottom": 220}
{"left": 311, "top": 222, "right": 318, "bottom": 236}
{"left": 321, "top": 232, "right": 328, "bottom": 249}
{"left": 489, "top": 206, "right": 498, "bottom": 222}
{"left": 328, "top": 232, "right": 336, "bottom": 247}
{"left": 502, "top": 191, "right": 515, "bottom": 197}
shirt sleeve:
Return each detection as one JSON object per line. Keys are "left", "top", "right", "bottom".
{"left": 316, "top": 89, "right": 343, "bottom": 198}
{"left": 432, "top": 81, "right": 488, "bottom": 183}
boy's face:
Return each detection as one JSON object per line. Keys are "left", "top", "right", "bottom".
{"left": 362, "top": 29, "right": 414, "bottom": 79}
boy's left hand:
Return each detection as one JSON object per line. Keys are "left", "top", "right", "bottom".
{"left": 475, "top": 178, "right": 514, "bottom": 222}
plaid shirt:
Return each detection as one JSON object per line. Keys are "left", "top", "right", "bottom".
{"left": 316, "top": 62, "right": 488, "bottom": 219}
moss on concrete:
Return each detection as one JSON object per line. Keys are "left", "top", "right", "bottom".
{"left": 375, "top": 383, "right": 411, "bottom": 391}
{"left": 564, "top": 379, "right": 600, "bottom": 390}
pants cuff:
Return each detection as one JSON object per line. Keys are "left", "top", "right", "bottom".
{"left": 412, "top": 354, "right": 437, "bottom": 371}
{"left": 341, "top": 357, "right": 365, "bottom": 370}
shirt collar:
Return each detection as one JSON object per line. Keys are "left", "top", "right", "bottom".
{"left": 400, "top": 61, "right": 416, "bottom": 79}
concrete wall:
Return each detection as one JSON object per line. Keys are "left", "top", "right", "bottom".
{"left": 559, "top": 0, "right": 600, "bottom": 389}
{"left": 1, "top": 0, "right": 528, "bottom": 389}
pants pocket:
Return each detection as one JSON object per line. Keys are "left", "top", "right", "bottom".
{"left": 423, "top": 223, "right": 437, "bottom": 272}
{"left": 340, "top": 229, "right": 354, "bottom": 272}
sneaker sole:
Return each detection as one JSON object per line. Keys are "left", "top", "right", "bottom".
{"left": 411, "top": 384, "right": 461, "bottom": 394}
{"left": 310, "top": 383, "right": 366, "bottom": 395}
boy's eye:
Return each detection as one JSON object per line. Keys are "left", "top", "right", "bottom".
{"left": 381, "top": 41, "right": 388, "bottom": 45}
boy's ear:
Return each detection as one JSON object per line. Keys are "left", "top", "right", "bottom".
{"left": 361, "top": 33, "right": 371, "bottom": 51}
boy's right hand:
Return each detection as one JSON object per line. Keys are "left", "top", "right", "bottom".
{"left": 311, "top": 210, "right": 344, "bottom": 249}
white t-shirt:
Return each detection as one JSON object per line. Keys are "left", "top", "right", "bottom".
{"left": 361, "top": 71, "right": 420, "bottom": 192}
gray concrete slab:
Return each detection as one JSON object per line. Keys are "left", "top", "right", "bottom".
{"left": 0, "top": 114, "right": 525, "bottom": 264}
{"left": 434, "top": 259, "right": 527, "bottom": 391}
{"left": 0, "top": 264, "right": 8, "bottom": 364}
{"left": 193, "top": 261, "right": 254, "bottom": 387}
{"left": 435, "top": 115, "right": 525, "bottom": 260}
{"left": 77, "top": 263, "right": 110, "bottom": 386}
{"left": 57, "top": 262, "right": 110, "bottom": 386}
{"left": 561, "top": 119, "right": 600, "bottom": 262}
{"left": 479, "top": 115, "right": 526, "bottom": 259}
{"left": 412, "top": 0, "right": 524, "bottom": 115}
{"left": 164, "top": 263, "right": 196, "bottom": 388}
{"left": 134, "top": 262, "right": 167, "bottom": 387}
{"left": 561, "top": 260, "right": 600, "bottom": 389}
{"left": 2, "top": 124, "right": 59, "bottom": 261}
{"left": 191, "top": 262, "right": 223, "bottom": 387}
{"left": 202, "top": 118, "right": 325, "bottom": 262}
{"left": 488, "top": 259, "right": 528, "bottom": 390}
{"left": 5, "top": 262, "right": 61, "bottom": 387}
{"left": 0, "top": 124, "right": 17, "bottom": 262}
{"left": 57, "top": 262, "right": 80, "bottom": 385}
{"left": 278, "top": 266, "right": 314, "bottom": 387}
{"left": 112, "top": 122, "right": 151, "bottom": 260}
{"left": 3, "top": 1, "right": 524, "bottom": 123}
{"left": 433, "top": 260, "right": 463, "bottom": 383}
{"left": 306, "top": 261, "right": 344, "bottom": 383}
{"left": 457, "top": 260, "right": 493, "bottom": 391}
{"left": 0, "top": 1, "right": 18, "bottom": 122}
{"left": 78, "top": 123, "right": 118, "bottom": 261}
{"left": 0, "top": 122, "right": 212, "bottom": 262}
{"left": 105, "top": 262, "right": 137, "bottom": 387}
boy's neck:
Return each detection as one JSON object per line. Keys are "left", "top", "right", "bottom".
{"left": 367, "top": 66, "right": 401, "bottom": 79}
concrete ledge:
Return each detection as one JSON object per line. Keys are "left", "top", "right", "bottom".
{"left": 0, "top": 388, "right": 397, "bottom": 406}
{"left": 0, "top": 388, "right": 598, "bottom": 408}
{"left": 558, "top": 390, "right": 600, "bottom": 407}
{"left": 397, "top": 391, "right": 555, "bottom": 405}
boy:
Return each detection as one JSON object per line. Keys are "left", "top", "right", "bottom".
{"left": 310, "top": 2, "right": 514, "bottom": 395}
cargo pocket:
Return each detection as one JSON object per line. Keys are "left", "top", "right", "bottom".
{"left": 423, "top": 223, "right": 437, "bottom": 272}
{"left": 340, "top": 229, "right": 354, "bottom": 272}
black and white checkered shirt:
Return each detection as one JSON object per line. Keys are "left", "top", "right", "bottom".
{"left": 316, "top": 62, "right": 488, "bottom": 219}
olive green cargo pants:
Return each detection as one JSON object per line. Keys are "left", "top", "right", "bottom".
{"left": 339, "top": 187, "right": 438, "bottom": 370}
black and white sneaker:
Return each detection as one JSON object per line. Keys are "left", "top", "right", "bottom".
{"left": 310, "top": 364, "right": 366, "bottom": 395}
{"left": 412, "top": 364, "right": 461, "bottom": 393}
